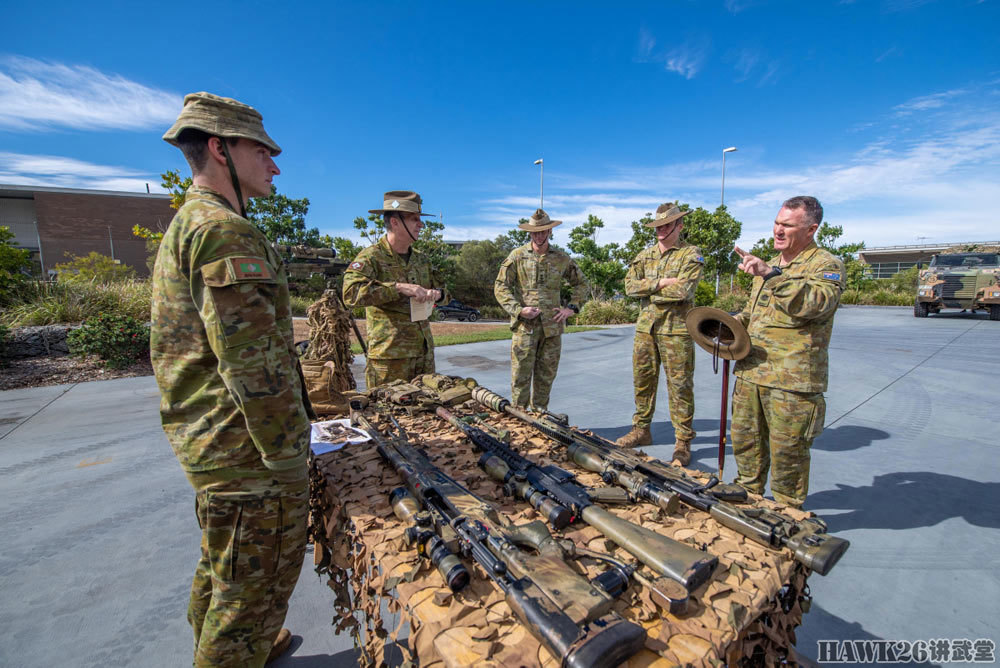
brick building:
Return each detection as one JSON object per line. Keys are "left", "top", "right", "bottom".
{"left": 0, "top": 184, "right": 175, "bottom": 277}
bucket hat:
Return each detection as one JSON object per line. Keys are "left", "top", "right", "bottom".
{"left": 163, "top": 92, "right": 280, "bottom": 155}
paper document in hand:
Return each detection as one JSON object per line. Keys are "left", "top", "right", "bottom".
{"left": 410, "top": 298, "right": 434, "bottom": 322}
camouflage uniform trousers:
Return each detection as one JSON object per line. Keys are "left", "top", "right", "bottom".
{"left": 510, "top": 325, "right": 562, "bottom": 410}
{"left": 188, "top": 487, "right": 309, "bottom": 667}
{"left": 730, "top": 377, "right": 826, "bottom": 508}
{"left": 365, "top": 344, "right": 435, "bottom": 390}
{"left": 631, "top": 330, "right": 695, "bottom": 442}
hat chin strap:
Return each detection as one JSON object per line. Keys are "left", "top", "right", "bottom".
{"left": 393, "top": 214, "right": 420, "bottom": 244}
{"left": 218, "top": 138, "right": 247, "bottom": 218}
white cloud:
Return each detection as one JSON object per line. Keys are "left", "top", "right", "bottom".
{"left": 0, "top": 56, "right": 181, "bottom": 131}
{"left": 0, "top": 152, "right": 167, "bottom": 193}
{"left": 469, "top": 84, "right": 1000, "bottom": 250}
{"left": 636, "top": 31, "right": 711, "bottom": 80}
{"left": 665, "top": 40, "right": 711, "bottom": 80}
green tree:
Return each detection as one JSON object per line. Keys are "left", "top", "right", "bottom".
{"left": 0, "top": 226, "right": 32, "bottom": 306}
{"left": 505, "top": 225, "right": 531, "bottom": 247}
{"left": 161, "top": 169, "right": 193, "bottom": 210}
{"left": 330, "top": 236, "right": 364, "bottom": 263}
{"left": 567, "top": 215, "right": 626, "bottom": 300}
{"left": 54, "top": 251, "right": 137, "bottom": 284}
{"left": 245, "top": 186, "right": 324, "bottom": 246}
{"left": 618, "top": 215, "right": 656, "bottom": 265}
{"left": 682, "top": 205, "right": 742, "bottom": 288}
{"left": 452, "top": 237, "right": 509, "bottom": 306}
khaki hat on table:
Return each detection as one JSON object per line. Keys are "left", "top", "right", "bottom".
{"left": 518, "top": 208, "right": 562, "bottom": 232}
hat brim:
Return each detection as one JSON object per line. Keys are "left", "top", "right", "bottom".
{"left": 518, "top": 220, "right": 562, "bottom": 231}
{"left": 685, "top": 306, "right": 751, "bottom": 361}
{"left": 644, "top": 209, "right": 691, "bottom": 228}
{"left": 368, "top": 209, "right": 436, "bottom": 217}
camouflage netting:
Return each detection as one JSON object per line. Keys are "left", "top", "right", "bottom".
{"left": 301, "top": 290, "right": 356, "bottom": 415}
{"left": 309, "top": 407, "right": 815, "bottom": 667}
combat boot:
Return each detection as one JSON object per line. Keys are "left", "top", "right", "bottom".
{"left": 266, "top": 628, "right": 293, "bottom": 664}
{"left": 615, "top": 426, "right": 652, "bottom": 448}
{"left": 671, "top": 440, "right": 691, "bottom": 466}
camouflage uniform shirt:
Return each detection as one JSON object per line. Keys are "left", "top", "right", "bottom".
{"left": 151, "top": 185, "right": 311, "bottom": 486}
{"left": 494, "top": 244, "right": 587, "bottom": 336}
{"left": 342, "top": 235, "right": 446, "bottom": 359}
{"left": 625, "top": 243, "right": 704, "bottom": 334}
{"left": 735, "top": 242, "right": 846, "bottom": 393}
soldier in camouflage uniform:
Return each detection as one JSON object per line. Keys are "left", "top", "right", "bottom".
{"left": 616, "top": 203, "right": 704, "bottom": 465}
{"left": 731, "top": 196, "right": 845, "bottom": 508}
{"left": 342, "top": 191, "right": 447, "bottom": 390}
{"left": 494, "top": 209, "right": 587, "bottom": 410}
{"left": 152, "top": 93, "right": 309, "bottom": 666}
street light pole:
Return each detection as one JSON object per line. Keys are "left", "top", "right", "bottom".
{"left": 533, "top": 159, "right": 544, "bottom": 209}
{"left": 721, "top": 146, "right": 737, "bottom": 207}
{"left": 718, "top": 147, "right": 738, "bottom": 295}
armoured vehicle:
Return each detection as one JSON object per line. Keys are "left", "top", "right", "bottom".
{"left": 914, "top": 252, "right": 1000, "bottom": 320}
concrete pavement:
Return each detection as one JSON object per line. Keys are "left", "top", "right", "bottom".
{"left": 1, "top": 306, "right": 997, "bottom": 666}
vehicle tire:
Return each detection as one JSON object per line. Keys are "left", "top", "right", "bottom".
{"left": 914, "top": 300, "right": 929, "bottom": 318}
{"left": 467, "top": 313, "right": 479, "bottom": 322}
{"left": 990, "top": 304, "right": 1000, "bottom": 321}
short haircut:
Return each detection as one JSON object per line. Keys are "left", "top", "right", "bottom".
{"left": 782, "top": 196, "right": 823, "bottom": 227}
{"left": 176, "top": 129, "right": 239, "bottom": 174}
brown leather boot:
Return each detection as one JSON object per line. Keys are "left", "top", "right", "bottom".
{"left": 615, "top": 425, "right": 652, "bottom": 447}
{"left": 266, "top": 628, "right": 293, "bottom": 665}
{"left": 671, "top": 440, "right": 691, "bottom": 466}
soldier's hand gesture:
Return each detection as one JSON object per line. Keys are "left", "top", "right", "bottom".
{"left": 734, "top": 246, "right": 770, "bottom": 277}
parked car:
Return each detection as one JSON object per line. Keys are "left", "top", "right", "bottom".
{"left": 435, "top": 299, "right": 481, "bottom": 322}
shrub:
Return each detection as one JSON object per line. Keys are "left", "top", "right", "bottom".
{"left": 54, "top": 252, "right": 136, "bottom": 284}
{"left": 575, "top": 299, "right": 637, "bottom": 325}
{"left": 840, "top": 288, "right": 912, "bottom": 306}
{"left": 1, "top": 226, "right": 32, "bottom": 306}
{"left": 290, "top": 295, "right": 313, "bottom": 317}
{"left": 68, "top": 312, "right": 150, "bottom": 369}
{"left": 712, "top": 291, "right": 748, "bottom": 313}
{"left": 478, "top": 305, "right": 508, "bottom": 321}
{"left": 694, "top": 281, "right": 715, "bottom": 307}
{"left": 0, "top": 323, "right": 9, "bottom": 365}
{"left": 1, "top": 279, "right": 151, "bottom": 327}
{"left": 887, "top": 266, "right": 919, "bottom": 293}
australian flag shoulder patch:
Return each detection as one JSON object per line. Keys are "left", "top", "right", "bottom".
{"left": 822, "top": 271, "right": 842, "bottom": 281}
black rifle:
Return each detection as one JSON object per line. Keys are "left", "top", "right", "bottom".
{"left": 471, "top": 385, "right": 851, "bottom": 577}
{"left": 352, "top": 402, "right": 647, "bottom": 668}
{"left": 424, "top": 402, "right": 718, "bottom": 609}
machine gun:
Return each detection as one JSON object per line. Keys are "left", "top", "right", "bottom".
{"left": 351, "top": 401, "right": 647, "bottom": 668}
{"left": 470, "top": 384, "right": 851, "bottom": 577}
{"left": 272, "top": 244, "right": 349, "bottom": 291}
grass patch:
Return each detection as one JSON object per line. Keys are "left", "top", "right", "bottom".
{"left": 349, "top": 325, "right": 604, "bottom": 355}
{"left": 2, "top": 279, "right": 152, "bottom": 326}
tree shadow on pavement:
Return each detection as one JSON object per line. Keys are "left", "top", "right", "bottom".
{"left": 805, "top": 472, "right": 1000, "bottom": 532}
{"left": 811, "top": 424, "right": 890, "bottom": 452}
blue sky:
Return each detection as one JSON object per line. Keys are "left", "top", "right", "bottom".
{"left": 1, "top": 0, "right": 998, "bottom": 250}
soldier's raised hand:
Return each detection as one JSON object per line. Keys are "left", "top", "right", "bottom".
{"left": 734, "top": 246, "right": 770, "bottom": 277}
